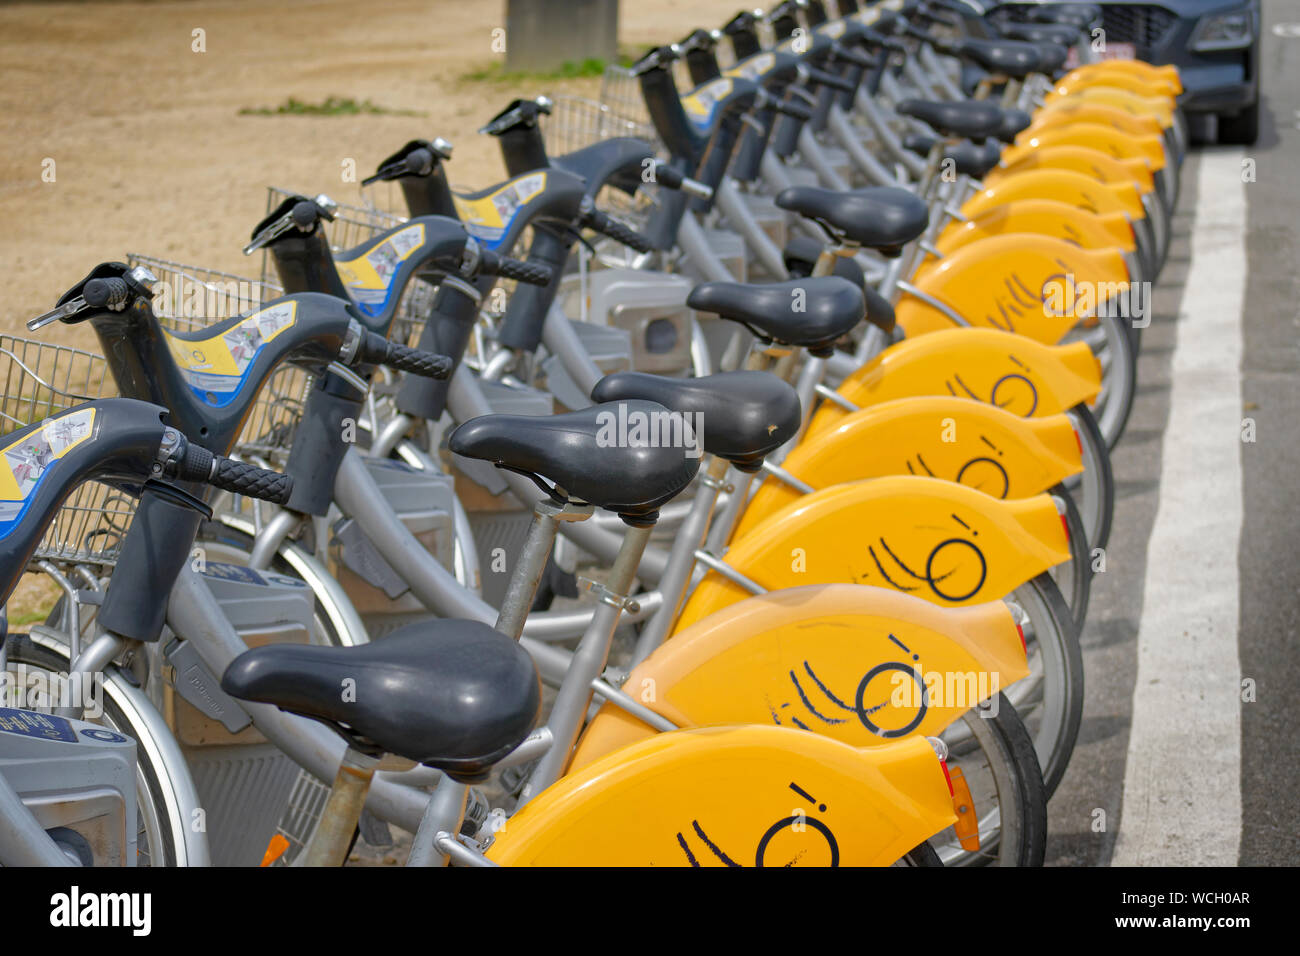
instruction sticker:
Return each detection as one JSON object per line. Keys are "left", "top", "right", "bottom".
{"left": 452, "top": 173, "right": 547, "bottom": 249}
{"left": 0, "top": 406, "right": 97, "bottom": 538}
{"left": 334, "top": 223, "right": 427, "bottom": 317}
{"left": 0, "top": 707, "right": 79, "bottom": 743}
{"left": 725, "top": 53, "right": 777, "bottom": 82}
{"left": 681, "top": 77, "right": 734, "bottom": 134}
{"left": 163, "top": 301, "right": 297, "bottom": 406}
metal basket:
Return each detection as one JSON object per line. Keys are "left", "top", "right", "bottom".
{"left": 539, "top": 94, "right": 658, "bottom": 157}
{"left": 124, "top": 254, "right": 314, "bottom": 462}
{"left": 599, "top": 65, "right": 653, "bottom": 132}
{"left": 0, "top": 335, "right": 136, "bottom": 566}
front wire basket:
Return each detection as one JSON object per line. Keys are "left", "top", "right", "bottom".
{"left": 0, "top": 335, "right": 135, "bottom": 566}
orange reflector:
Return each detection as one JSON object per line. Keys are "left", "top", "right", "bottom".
{"left": 948, "top": 767, "right": 981, "bottom": 853}
{"left": 261, "top": 834, "right": 290, "bottom": 867}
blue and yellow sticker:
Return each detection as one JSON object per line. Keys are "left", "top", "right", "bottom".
{"left": 162, "top": 301, "right": 298, "bottom": 406}
{"left": 680, "top": 77, "right": 734, "bottom": 135}
{"left": 334, "top": 222, "right": 427, "bottom": 317}
{"left": 725, "top": 52, "right": 777, "bottom": 82}
{"left": 0, "top": 406, "right": 97, "bottom": 540}
{"left": 452, "top": 173, "right": 547, "bottom": 250}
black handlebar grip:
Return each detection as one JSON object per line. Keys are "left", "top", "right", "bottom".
{"left": 653, "top": 163, "right": 686, "bottom": 190}
{"left": 832, "top": 45, "right": 877, "bottom": 69}
{"left": 210, "top": 457, "right": 294, "bottom": 504}
{"left": 358, "top": 331, "right": 454, "bottom": 379}
{"left": 493, "top": 256, "right": 554, "bottom": 287}
{"left": 586, "top": 209, "right": 655, "bottom": 254}
{"left": 773, "top": 96, "right": 814, "bottom": 122}
{"left": 173, "top": 442, "right": 293, "bottom": 504}
{"left": 803, "top": 66, "right": 857, "bottom": 93}
{"left": 82, "top": 277, "right": 131, "bottom": 311}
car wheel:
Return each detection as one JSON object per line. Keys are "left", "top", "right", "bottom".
{"left": 1219, "top": 98, "right": 1260, "bottom": 145}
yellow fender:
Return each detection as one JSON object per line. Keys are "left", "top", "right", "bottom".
{"left": 1011, "top": 124, "right": 1167, "bottom": 174}
{"left": 806, "top": 328, "right": 1101, "bottom": 436}
{"left": 894, "top": 232, "right": 1130, "bottom": 342}
{"left": 1030, "top": 100, "right": 1167, "bottom": 140}
{"left": 1064, "top": 60, "right": 1182, "bottom": 94}
{"left": 986, "top": 144, "right": 1156, "bottom": 195}
{"left": 735, "top": 396, "right": 1082, "bottom": 539}
{"left": 489, "top": 725, "right": 957, "bottom": 866}
{"left": 1043, "top": 86, "right": 1175, "bottom": 128}
{"left": 931, "top": 198, "right": 1136, "bottom": 264}
{"left": 962, "top": 166, "right": 1147, "bottom": 220}
{"left": 1051, "top": 71, "right": 1178, "bottom": 100}
{"left": 676, "top": 475, "right": 1070, "bottom": 627}
{"left": 571, "top": 584, "right": 1027, "bottom": 770}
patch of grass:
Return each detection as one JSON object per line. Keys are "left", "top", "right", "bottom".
{"left": 239, "top": 96, "right": 426, "bottom": 117}
{"left": 9, "top": 609, "right": 51, "bottom": 627}
{"left": 460, "top": 52, "right": 639, "bottom": 84}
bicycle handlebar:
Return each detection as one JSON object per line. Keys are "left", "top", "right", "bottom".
{"left": 580, "top": 206, "right": 655, "bottom": 254}
{"left": 356, "top": 330, "right": 454, "bottom": 378}
{"left": 172, "top": 440, "right": 294, "bottom": 505}
{"left": 756, "top": 88, "right": 814, "bottom": 122}
{"left": 479, "top": 249, "right": 555, "bottom": 286}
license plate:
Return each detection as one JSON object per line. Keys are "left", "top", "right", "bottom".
{"left": 1101, "top": 42, "right": 1137, "bottom": 60}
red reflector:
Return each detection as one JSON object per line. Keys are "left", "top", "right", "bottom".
{"left": 1073, "top": 427, "right": 1083, "bottom": 454}
{"left": 1015, "top": 621, "right": 1027, "bottom": 656}
{"left": 940, "top": 759, "right": 955, "bottom": 796}
{"left": 1061, "top": 514, "right": 1070, "bottom": 541}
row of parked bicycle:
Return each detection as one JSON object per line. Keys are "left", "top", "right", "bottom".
{"left": 0, "top": 0, "right": 1183, "bottom": 866}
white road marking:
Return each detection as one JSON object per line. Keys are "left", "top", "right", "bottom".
{"left": 1112, "top": 149, "right": 1246, "bottom": 866}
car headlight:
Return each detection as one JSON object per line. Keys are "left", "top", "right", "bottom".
{"left": 1190, "top": 9, "right": 1255, "bottom": 52}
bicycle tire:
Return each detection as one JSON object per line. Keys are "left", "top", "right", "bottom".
{"left": 1049, "top": 480, "right": 1092, "bottom": 634}
{"left": 1065, "top": 403, "right": 1115, "bottom": 553}
{"left": 893, "top": 842, "right": 944, "bottom": 866}
{"left": 932, "top": 694, "right": 1047, "bottom": 867}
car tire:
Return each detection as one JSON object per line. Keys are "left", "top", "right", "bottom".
{"left": 1219, "top": 98, "right": 1260, "bottom": 145}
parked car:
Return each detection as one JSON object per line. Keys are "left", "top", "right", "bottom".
{"left": 973, "top": 1, "right": 1261, "bottom": 143}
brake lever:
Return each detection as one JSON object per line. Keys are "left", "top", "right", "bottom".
{"left": 27, "top": 298, "right": 85, "bottom": 331}
{"left": 242, "top": 194, "right": 338, "bottom": 255}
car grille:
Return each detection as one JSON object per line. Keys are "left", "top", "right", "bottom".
{"left": 987, "top": 4, "right": 1179, "bottom": 48}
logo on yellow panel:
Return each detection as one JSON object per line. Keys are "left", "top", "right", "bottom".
{"left": 163, "top": 301, "right": 297, "bottom": 405}
{"left": 0, "top": 407, "right": 97, "bottom": 537}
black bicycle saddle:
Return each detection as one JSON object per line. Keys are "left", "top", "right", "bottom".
{"left": 896, "top": 98, "right": 1006, "bottom": 142}
{"left": 449, "top": 401, "right": 701, "bottom": 525}
{"left": 591, "top": 371, "right": 801, "bottom": 472}
{"left": 687, "top": 276, "right": 865, "bottom": 357}
{"left": 774, "top": 186, "right": 929, "bottom": 255}
{"left": 221, "top": 620, "right": 540, "bottom": 781}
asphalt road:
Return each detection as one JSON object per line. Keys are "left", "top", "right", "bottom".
{"left": 1046, "top": 6, "right": 1299, "bottom": 866}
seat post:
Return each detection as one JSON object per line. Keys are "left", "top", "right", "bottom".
{"left": 631, "top": 454, "right": 731, "bottom": 663}
{"left": 302, "top": 747, "right": 379, "bottom": 867}
{"left": 518, "top": 519, "right": 657, "bottom": 803}
{"left": 494, "top": 499, "right": 594, "bottom": 641}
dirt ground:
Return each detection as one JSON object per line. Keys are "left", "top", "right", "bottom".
{"left": 0, "top": 0, "right": 740, "bottom": 344}
{"left": 0, "top": 0, "right": 739, "bottom": 618}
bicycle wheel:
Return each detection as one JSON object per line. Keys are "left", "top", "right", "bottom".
{"left": 1079, "top": 309, "right": 1138, "bottom": 451}
{"left": 1048, "top": 481, "right": 1092, "bottom": 634}
{"left": 3, "top": 632, "right": 192, "bottom": 866}
{"left": 930, "top": 694, "right": 1047, "bottom": 866}
{"left": 938, "top": 571, "right": 1082, "bottom": 799}
{"left": 892, "top": 842, "right": 944, "bottom": 866}
{"left": 1064, "top": 403, "right": 1115, "bottom": 553}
